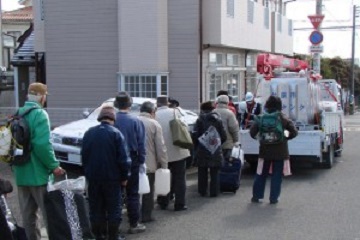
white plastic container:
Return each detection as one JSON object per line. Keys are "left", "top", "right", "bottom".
{"left": 154, "top": 169, "right": 171, "bottom": 196}
{"left": 138, "top": 172, "right": 150, "bottom": 194}
{"left": 0, "top": 127, "right": 11, "bottom": 156}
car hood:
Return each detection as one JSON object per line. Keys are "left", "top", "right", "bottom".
{"left": 52, "top": 119, "right": 99, "bottom": 138}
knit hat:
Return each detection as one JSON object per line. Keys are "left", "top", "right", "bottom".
{"left": 157, "top": 95, "right": 169, "bottom": 107}
{"left": 28, "top": 83, "right": 48, "bottom": 96}
{"left": 114, "top": 91, "right": 132, "bottom": 109}
{"left": 97, "top": 106, "right": 116, "bottom": 122}
{"left": 217, "top": 95, "right": 229, "bottom": 104}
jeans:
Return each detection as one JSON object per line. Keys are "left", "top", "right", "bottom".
{"left": 252, "top": 159, "right": 284, "bottom": 202}
{"left": 157, "top": 159, "right": 187, "bottom": 207}
{"left": 198, "top": 167, "right": 220, "bottom": 197}
{"left": 87, "top": 180, "right": 123, "bottom": 225}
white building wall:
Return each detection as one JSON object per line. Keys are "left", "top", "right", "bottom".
{"left": 203, "top": 0, "right": 271, "bottom": 52}
{"left": 274, "top": 13, "right": 293, "bottom": 55}
{"left": 118, "top": 0, "right": 168, "bottom": 74}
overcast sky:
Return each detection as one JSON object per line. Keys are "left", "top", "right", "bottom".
{"left": 2, "top": 0, "right": 360, "bottom": 59}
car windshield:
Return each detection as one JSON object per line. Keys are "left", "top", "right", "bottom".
{"left": 86, "top": 101, "right": 143, "bottom": 120}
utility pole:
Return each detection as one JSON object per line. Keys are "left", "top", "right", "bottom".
{"left": 350, "top": 5, "right": 359, "bottom": 102}
{"left": 0, "top": 0, "right": 3, "bottom": 68}
{"left": 312, "top": 0, "right": 322, "bottom": 74}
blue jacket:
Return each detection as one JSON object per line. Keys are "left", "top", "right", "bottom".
{"left": 114, "top": 112, "right": 146, "bottom": 164}
{"left": 81, "top": 122, "right": 131, "bottom": 181}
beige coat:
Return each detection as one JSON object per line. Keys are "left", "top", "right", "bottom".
{"left": 155, "top": 106, "right": 191, "bottom": 162}
{"left": 213, "top": 104, "right": 240, "bottom": 149}
{"left": 138, "top": 112, "right": 168, "bottom": 173}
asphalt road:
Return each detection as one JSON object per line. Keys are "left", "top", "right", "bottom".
{"left": 1, "top": 112, "right": 360, "bottom": 240}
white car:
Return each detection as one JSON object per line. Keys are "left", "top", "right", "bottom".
{"left": 51, "top": 97, "right": 198, "bottom": 165}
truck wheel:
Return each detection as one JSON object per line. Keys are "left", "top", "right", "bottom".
{"left": 323, "top": 143, "right": 334, "bottom": 169}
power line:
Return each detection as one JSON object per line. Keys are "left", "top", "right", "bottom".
{"left": 294, "top": 25, "right": 360, "bottom": 30}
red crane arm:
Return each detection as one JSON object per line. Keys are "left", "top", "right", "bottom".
{"left": 257, "top": 53, "right": 308, "bottom": 80}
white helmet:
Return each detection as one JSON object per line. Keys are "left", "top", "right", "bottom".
{"left": 245, "top": 92, "right": 254, "bottom": 102}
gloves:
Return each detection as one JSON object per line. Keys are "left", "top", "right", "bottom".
{"left": 139, "top": 164, "right": 146, "bottom": 174}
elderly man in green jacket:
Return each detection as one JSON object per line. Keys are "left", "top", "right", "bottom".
{"left": 13, "top": 83, "right": 65, "bottom": 240}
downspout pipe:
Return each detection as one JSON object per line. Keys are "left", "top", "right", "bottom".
{"left": 199, "top": 0, "right": 203, "bottom": 104}
{"left": 244, "top": 50, "right": 249, "bottom": 95}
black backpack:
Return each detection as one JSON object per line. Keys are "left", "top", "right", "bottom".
{"left": 257, "top": 111, "right": 285, "bottom": 145}
{"left": 6, "top": 107, "right": 38, "bottom": 166}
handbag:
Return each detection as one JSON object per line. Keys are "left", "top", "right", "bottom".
{"left": 138, "top": 172, "right": 150, "bottom": 194}
{"left": 198, "top": 125, "right": 221, "bottom": 154}
{"left": 45, "top": 175, "right": 94, "bottom": 240}
{"left": 169, "top": 108, "right": 193, "bottom": 149}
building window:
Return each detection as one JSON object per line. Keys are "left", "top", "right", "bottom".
{"left": 247, "top": 0, "right": 254, "bottom": 23}
{"left": 246, "top": 54, "right": 256, "bottom": 67}
{"left": 226, "top": 73, "right": 240, "bottom": 99}
{"left": 227, "top": 0, "right": 235, "bottom": 18}
{"left": 209, "top": 53, "right": 224, "bottom": 66}
{"left": 277, "top": 13, "right": 282, "bottom": 32}
{"left": 288, "top": 19, "right": 293, "bottom": 36}
{"left": 264, "top": 7, "right": 270, "bottom": 29}
{"left": 226, "top": 54, "right": 239, "bottom": 66}
{"left": 209, "top": 74, "right": 222, "bottom": 100}
{"left": 118, "top": 74, "right": 168, "bottom": 98}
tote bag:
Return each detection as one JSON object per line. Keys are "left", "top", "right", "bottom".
{"left": 169, "top": 108, "right": 193, "bottom": 149}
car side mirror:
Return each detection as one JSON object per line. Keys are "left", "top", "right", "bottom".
{"left": 82, "top": 108, "right": 90, "bottom": 118}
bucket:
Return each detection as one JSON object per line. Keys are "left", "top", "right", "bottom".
{"left": 154, "top": 169, "right": 171, "bottom": 196}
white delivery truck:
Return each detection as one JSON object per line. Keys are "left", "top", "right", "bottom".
{"left": 240, "top": 54, "right": 344, "bottom": 169}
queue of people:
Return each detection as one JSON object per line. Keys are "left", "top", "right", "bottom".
{"left": 1, "top": 84, "right": 298, "bottom": 240}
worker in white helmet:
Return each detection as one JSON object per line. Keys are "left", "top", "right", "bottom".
{"left": 238, "top": 92, "right": 262, "bottom": 129}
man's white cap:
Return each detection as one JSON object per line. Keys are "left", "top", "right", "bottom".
{"left": 245, "top": 92, "right": 254, "bottom": 102}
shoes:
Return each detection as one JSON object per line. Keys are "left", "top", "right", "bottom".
{"left": 128, "top": 223, "right": 146, "bottom": 234}
{"left": 174, "top": 205, "right": 188, "bottom": 211}
{"left": 251, "top": 197, "right": 260, "bottom": 203}
{"left": 270, "top": 200, "right": 278, "bottom": 204}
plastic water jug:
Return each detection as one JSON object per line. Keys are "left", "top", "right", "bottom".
{"left": 138, "top": 172, "right": 150, "bottom": 194}
{"left": 155, "top": 169, "right": 171, "bottom": 196}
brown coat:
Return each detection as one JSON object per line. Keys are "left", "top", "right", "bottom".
{"left": 250, "top": 112, "right": 298, "bottom": 160}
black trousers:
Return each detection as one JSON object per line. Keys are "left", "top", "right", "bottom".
{"left": 157, "top": 159, "right": 187, "bottom": 208}
{"left": 141, "top": 173, "right": 155, "bottom": 222}
{"left": 198, "top": 167, "right": 220, "bottom": 197}
{"left": 126, "top": 154, "right": 140, "bottom": 227}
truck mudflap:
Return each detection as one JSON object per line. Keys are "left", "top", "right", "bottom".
{"left": 240, "top": 130, "right": 324, "bottom": 158}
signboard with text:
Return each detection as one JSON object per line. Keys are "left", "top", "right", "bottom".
{"left": 308, "top": 15, "right": 325, "bottom": 29}
{"left": 309, "top": 45, "right": 324, "bottom": 53}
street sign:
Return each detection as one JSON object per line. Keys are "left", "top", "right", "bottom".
{"left": 309, "top": 31, "right": 323, "bottom": 45}
{"left": 308, "top": 15, "right": 325, "bottom": 29}
{"left": 309, "top": 45, "right": 324, "bottom": 53}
